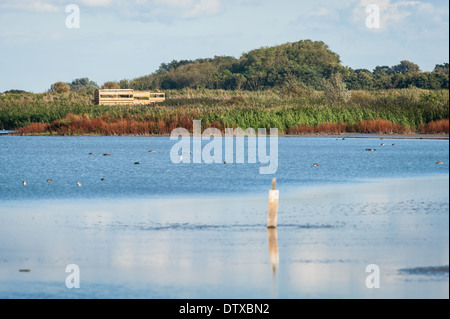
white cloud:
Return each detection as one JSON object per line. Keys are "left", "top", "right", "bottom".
{"left": 383, "top": 1, "right": 421, "bottom": 24}
{"left": 155, "top": 0, "right": 194, "bottom": 6}
{"left": 308, "top": 7, "right": 332, "bottom": 17}
{"left": 0, "top": 1, "right": 60, "bottom": 12}
{"left": 289, "top": 4, "right": 342, "bottom": 29}
{"left": 0, "top": 0, "right": 224, "bottom": 21}
{"left": 152, "top": 0, "right": 222, "bottom": 19}
{"left": 183, "top": 0, "right": 221, "bottom": 18}
{"left": 80, "top": 0, "right": 114, "bottom": 6}
{"left": 350, "top": 0, "right": 449, "bottom": 51}
{"left": 31, "top": 1, "right": 60, "bottom": 12}
{"left": 351, "top": 0, "right": 435, "bottom": 30}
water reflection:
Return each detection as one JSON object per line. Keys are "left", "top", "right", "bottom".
{"left": 0, "top": 174, "right": 448, "bottom": 298}
{"left": 267, "top": 227, "right": 279, "bottom": 298}
{"left": 267, "top": 228, "right": 279, "bottom": 274}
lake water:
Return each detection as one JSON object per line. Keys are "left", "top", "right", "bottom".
{"left": 0, "top": 136, "right": 448, "bottom": 299}
{"left": 0, "top": 136, "right": 448, "bottom": 200}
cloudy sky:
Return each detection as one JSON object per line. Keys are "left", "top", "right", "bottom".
{"left": 0, "top": 0, "right": 448, "bottom": 92}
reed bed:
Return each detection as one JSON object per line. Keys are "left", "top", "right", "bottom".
{"left": 2, "top": 88, "right": 448, "bottom": 135}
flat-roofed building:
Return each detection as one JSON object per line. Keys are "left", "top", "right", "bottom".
{"left": 95, "top": 89, "right": 165, "bottom": 105}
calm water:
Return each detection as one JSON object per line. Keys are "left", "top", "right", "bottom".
{"left": 0, "top": 136, "right": 448, "bottom": 299}
{"left": 0, "top": 136, "right": 448, "bottom": 200}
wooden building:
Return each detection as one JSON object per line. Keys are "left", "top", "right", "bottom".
{"left": 95, "top": 89, "right": 165, "bottom": 106}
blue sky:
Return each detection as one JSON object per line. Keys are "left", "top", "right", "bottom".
{"left": 0, "top": 0, "right": 448, "bottom": 93}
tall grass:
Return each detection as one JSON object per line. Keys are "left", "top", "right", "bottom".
{"left": 420, "top": 119, "right": 449, "bottom": 134}
{"left": 2, "top": 88, "right": 449, "bottom": 135}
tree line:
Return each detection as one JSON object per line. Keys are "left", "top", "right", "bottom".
{"left": 41, "top": 40, "right": 448, "bottom": 94}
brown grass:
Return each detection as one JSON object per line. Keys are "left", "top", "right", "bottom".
{"left": 353, "top": 119, "right": 410, "bottom": 134}
{"left": 16, "top": 122, "right": 48, "bottom": 134}
{"left": 288, "top": 122, "right": 348, "bottom": 135}
{"left": 420, "top": 119, "right": 449, "bottom": 134}
{"left": 287, "top": 119, "right": 417, "bottom": 135}
{"left": 15, "top": 115, "right": 449, "bottom": 136}
{"left": 30, "top": 113, "right": 193, "bottom": 135}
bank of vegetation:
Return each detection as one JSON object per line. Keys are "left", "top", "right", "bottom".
{"left": 1, "top": 87, "right": 447, "bottom": 135}
{"left": 1, "top": 40, "right": 448, "bottom": 136}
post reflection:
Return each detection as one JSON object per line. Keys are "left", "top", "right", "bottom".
{"left": 267, "top": 227, "right": 279, "bottom": 298}
{"left": 267, "top": 227, "right": 279, "bottom": 275}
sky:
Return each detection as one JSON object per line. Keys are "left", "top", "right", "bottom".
{"left": 0, "top": 0, "right": 448, "bottom": 93}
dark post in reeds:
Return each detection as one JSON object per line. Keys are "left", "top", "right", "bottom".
{"left": 267, "top": 178, "right": 279, "bottom": 228}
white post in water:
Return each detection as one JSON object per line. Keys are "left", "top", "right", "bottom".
{"left": 267, "top": 178, "right": 279, "bottom": 228}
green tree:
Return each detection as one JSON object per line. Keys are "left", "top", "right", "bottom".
{"left": 50, "top": 81, "right": 70, "bottom": 93}
{"left": 322, "top": 73, "right": 351, "bottom": 104}
{"left": 119, "top": 79, "right": 130, "bottom": 89}
{"left": 279, "top": 76, "right": 314, "bottom": 98}
{"left": 170, "top": 62, "right": 218, "bottom": 89}
{"left": 428, "top": 72, "right": 449, "bottom": 89}
{"left": 433, "top": 63, "right": 449, "bottom": 75}
{"left": 3, "top": 89, "right": 29, "bottom": 94}
{"left": 119, "top": 40, "right": 447, "bottom": 91}
{"left": 409, "top": 73, "right": 429, "bottom": 88}
{"left": 373, "top": 65, "right": 393, "bottom": 76}
{"left": 239, "top": 40, "right": 342, "bottom": 89}
{"left": 392, "top": 60, "right": 420, "bottom": 74}
{"left": 70, "top": 78, "right": 99, "bottom": 93}
{"left": 356, "top": 71, "right": 374, "bottom": 89}
{"left": 101, "top": 81, "right": 121, "bottom": 89}
{"left": 232, "top": 73, "right": 247, "bottom": 90}
{"left": 345, "top": 69, "right": 374, "bottom": 90}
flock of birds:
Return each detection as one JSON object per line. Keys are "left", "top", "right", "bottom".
{"left": 20, "top": 149, "right": 159, "bottom": 188}
{"left": 19, "top": 139, "right": 446, "bottom": 187}
{"left": 22, "top": 179, "right": 81, "bottom": 187}
{"left": 22, "top": 178, "right": 83, "bottom": 188}
{"left": 312, "top": 138, "right": 444, "bottom": 167}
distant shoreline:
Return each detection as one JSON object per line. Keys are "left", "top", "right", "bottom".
{"left": 2, "top": 88, "right": 449, "bottom": 136}
{"left": 2, "top": 131, "right": 448, "bottom": 140}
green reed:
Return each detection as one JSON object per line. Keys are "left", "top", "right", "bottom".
{"left": 1, "top": 88, "right": 448, "bottom": 134}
